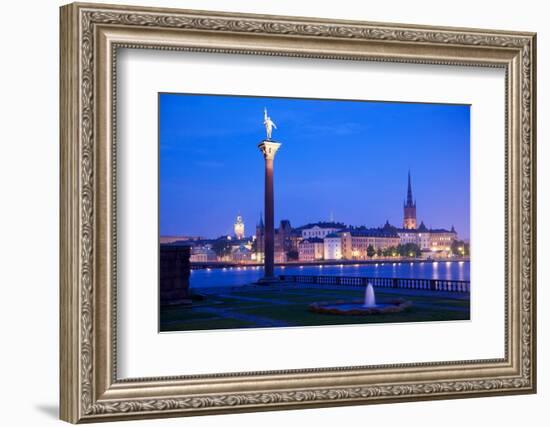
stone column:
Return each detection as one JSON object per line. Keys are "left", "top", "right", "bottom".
{"left": 258, "top": 140, "right": 281, "bottom": 282}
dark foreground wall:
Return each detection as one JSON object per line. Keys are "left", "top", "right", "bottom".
{"left": 160, "top": 245, "right": 191, "bottom": 305}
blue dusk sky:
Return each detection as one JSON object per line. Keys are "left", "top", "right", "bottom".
{"left": 159, "top": 93, "right": 470, "bottom": 240}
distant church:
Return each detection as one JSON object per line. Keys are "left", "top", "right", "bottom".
{"left": 234, "top": 215, "right": 245, "bottom": 240}
{"left": 403, "top": 170, "right": 417, "bottom": 229}
{"left": 255, "top": 213, "right": 293, "bottom": 263}
{"left": 398, "top": 171, "right": 457, "bottom": 253}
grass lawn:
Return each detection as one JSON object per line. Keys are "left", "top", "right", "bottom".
{"left": 160, "top": 284, "right": 470, "bottom": 332}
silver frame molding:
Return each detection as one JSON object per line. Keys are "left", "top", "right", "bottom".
{"left": 60, "top": 2, "right": 537, "bottom": 423}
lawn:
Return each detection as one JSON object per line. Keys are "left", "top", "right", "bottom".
{"left": 160, "top": 284, "right": 470, "bottom": 332}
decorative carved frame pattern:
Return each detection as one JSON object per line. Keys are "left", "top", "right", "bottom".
{"left": 60, "top": 2, "right": 536, "bottom": 423}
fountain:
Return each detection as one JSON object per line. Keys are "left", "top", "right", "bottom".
{"left": 308, "top": 282, "right": 412, "bottom": 315}
{"left": 364, "top": 283, "right": 376, "bottom": 308}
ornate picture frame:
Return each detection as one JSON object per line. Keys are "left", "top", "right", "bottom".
{"left": 60, "top": 2, "right": 536, "bottom": 423}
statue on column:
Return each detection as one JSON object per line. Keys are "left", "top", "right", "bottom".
{"left": 263, "top": 107, "right": 277, "bottom": 140}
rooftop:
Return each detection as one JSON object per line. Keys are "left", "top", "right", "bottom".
{"left": 342, "top": 227, "right": 400, "bottom": 238}
{"left": 396, "top": 221, "right": 456, "bottom": 234}
{"left": 300, "top": 237, "right": 324, "bottom": 244}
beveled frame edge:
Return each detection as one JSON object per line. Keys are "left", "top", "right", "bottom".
{"left": 59, "top": 2, "right": 536, "bottom": 423}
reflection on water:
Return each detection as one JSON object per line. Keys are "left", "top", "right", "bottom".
{"left": 189, "top": 261, "right": 470, "bottom": 288}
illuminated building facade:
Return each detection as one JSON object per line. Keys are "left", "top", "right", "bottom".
{"left": 298, "top": 238, "right": 324, "bottom": 261}
{"left": 397, "top": 222, "right": 431, "bottom": 249}
{"left": 396, "top": 222, "right": 457, "bottom": 254}
{"left": 231, "top": 245, "right": 253, "bottom": 263}
{"left": 323, "top": 233, "right": 343, "bottom": 260}
{"left": 189, "top": 246, "right": 217, "bottom": 263}
{"left": 428, "top": 226, "right": 457, "bottom": 252}
{"left": 340, "top": 224, "right": 400, "bottom": 259}
{"left": 301, "top": 222, "right": 345, "bottom": 239}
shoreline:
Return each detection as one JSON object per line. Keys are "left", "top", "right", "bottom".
{"left": 191, "top": 257, "right": 470, "bottom": 270}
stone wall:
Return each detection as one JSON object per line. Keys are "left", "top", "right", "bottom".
{"left": 160, "top": 245, "right": 191, "bottom": 305}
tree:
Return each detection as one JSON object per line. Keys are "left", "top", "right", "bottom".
{"left": 376, "top": 248, "right": 383, "bottom": 257}
{"left": 367, "top": 244, "right": 375, "bottom": 258}
{"left": 382, "top": 246, "right": 393, "bottom": 257}
{"left": 400, "top": 243, "right": 421, "bottom": 257}
{"left": 451, "top": 240, "right": 470, "bottom": 257}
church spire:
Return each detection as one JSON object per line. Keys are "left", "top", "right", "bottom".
{"left": 258, "top": 211, "right": 264, "bottom": 229}
{"left": 406, "top": 170, "right": 414, "bottom": 207}
{"left": 403, "top": 170, "right": 417, "bottom": 230}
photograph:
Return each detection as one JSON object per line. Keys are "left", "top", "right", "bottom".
{"left": 158, "top": 93, "right": 471, "bottom": 332}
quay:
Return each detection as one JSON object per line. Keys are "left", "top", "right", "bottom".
{"left": 190, "top": 257, "right": 470, "bottom": 270}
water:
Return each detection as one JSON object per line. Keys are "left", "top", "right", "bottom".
{"left": 189, "top": 261, "right": 470, "bottom": 289}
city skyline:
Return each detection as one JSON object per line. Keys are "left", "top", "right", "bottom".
{"left": 159, "top": 93, "right": 470, "bottom": 240}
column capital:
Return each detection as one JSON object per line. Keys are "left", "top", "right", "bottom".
{"left": 258, "top": 140, "right": 281, "bottom": 160}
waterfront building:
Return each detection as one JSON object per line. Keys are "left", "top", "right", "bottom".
{"left": 234, "top": 215, "right": 245, "bottom": 240}
{"left": 397, "top": 221, "right": 431, "bottom": 249}
{"left": 298, "top": 238, "right": 324, "bottom": 261}
{"left": 323, "top": 233, "right": 343, "bottom": 260}
{"left": 396, "top": 222, "right": 457, "bottom": 254}
{"left": 289, "top": 229, "right": 303, "bottom": 252}
{"left": 256, "top": 218, "right": 293, "bottom": 263}
{"left": 428, "top": 226, "right": 457, "bottom": 252}
{"left": 301, "top": 222, "right": 345, "bottom": 239}
{"left": 275, "top": 251, "right": 287, "bottom": 263}
{"left": 403, "top": 171, "right": 417, "bottom": 229}
{"left": 340, "top": 224, "right": 400, "bottom": 259}
{"left": 189, "top": 246, "right": 218, "bottom": 263}
{"left": 275, "top": 219, "right": 293, "bottom": 254}
{"left": 231, "top": 244, "right": 253, "bottom": 263}
{"left": 229, "top": 237, "right": 253, "bottom": 253}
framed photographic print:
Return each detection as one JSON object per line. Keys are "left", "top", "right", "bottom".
{"left": 60, "top": 2, "right": 537, "bottom": 423}
{"left": 158, "top": 93, "right": 471, "bottom": 332}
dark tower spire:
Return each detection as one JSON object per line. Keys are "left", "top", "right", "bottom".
{"left": 403, "top": 170, "right": 417, "bottom": 229}
{"left": 258, "top": 211, "right": 264, "bottom": 228}
{"left": 406, "top": 170, "right": 414, "bottom": 207}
